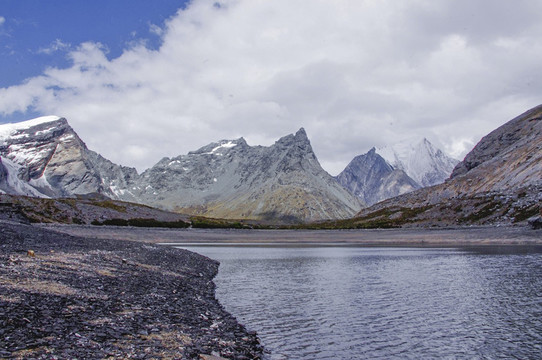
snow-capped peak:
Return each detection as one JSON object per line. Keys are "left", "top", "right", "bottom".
{"left": 0, "top": 116, "right": 63, "bottom": 141}
{"left": 376, "top": 138, "right": 459, "bottom": 187}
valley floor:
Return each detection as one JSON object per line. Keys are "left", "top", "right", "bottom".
{"left": 0, "top": 220, "right": 263, "bottom": 359}
{"left": 46, "top": 224, "right": 542, "bottom": 247}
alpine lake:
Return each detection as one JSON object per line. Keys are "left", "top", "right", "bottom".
{"left": 171, "top": 231, "right": 542, "bottom": 359}
{"left": 49, "top": 225, "right": 542, "bottom": 359}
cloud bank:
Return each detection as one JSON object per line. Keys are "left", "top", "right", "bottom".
{"left": 1, "top": 0, "right": 541, "bottom": 174}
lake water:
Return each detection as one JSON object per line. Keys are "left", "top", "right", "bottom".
{"left": 176, "top": 245, "right": 542, "bottom": 359}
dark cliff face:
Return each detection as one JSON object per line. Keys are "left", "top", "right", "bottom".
{"left": 336, "top": 148, "right": 419, "bottom": 206}
{"left": 0, "top": 157, "right": 6, "bottom": 183}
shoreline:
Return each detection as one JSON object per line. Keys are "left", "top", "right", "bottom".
{"left": 3, "top": 222, "right": 541, "bottom": 358}
{"left": 0, "top": 221, "right": 263, "bottom": 359}
{"left": 45, "top": 224, "right": 542, "bottom": 247}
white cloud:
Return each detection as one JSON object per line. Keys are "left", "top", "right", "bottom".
{"left": 1, "top": 0, "right": 542, "bottom": 175}
{"left": 149, "top": 23, "right": 163, "bottom": 36}
{"left": 37, "top": 39, "right": 71, "bottom": 55}
{"left": 0, "top": 16, "right": 5, "bottom": 26}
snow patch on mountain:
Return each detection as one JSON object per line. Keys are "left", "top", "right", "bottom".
{"left": 0, "top": 156, "right": 51, "bottom": 197}
{"left": 0, "top": 116, "right": 62, "bottom": 142}
{"left": 205, "top": 141, "right": 239, "bottom": 156}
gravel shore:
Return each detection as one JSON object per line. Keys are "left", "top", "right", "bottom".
{"left": 0, "top": 220, "right": 263, "bottom": 359}
{"left": 46, "top": 223, "right": 542, "bottom": 246}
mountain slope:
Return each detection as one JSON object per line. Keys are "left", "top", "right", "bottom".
{"left": 335, "top": 148, "right": 419, "bottom": 205}
{"left": 129, "top": 129, "right": 363, "bottom": 222}
{"left": 352, "top": 104, "right": 542, "bottom": 227}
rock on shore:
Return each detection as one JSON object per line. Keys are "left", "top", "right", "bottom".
{"left": 0, "top": 220, "right": 263, "bottom": 359}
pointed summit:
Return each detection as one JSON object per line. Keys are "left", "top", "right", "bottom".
{"left": 336, "top": 148, "right": 418, "bottom": 205}
{"left": 293, "top": 127, "right": 312, "bottom": 150}
{"left": 295, "top": 127, "right": 307, "bottom": 138}
{"left": 275, "top": 127, "right": 312, "bottom": 152}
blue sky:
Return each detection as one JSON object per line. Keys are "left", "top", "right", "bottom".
{"left": 0, "top": 0, "right": 187, "bottom": 89}
{"left": 1, "top": 1, "right": 541, "bottom": 174}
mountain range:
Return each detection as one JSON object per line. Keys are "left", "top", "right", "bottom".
{"left": 0, "top": 118, "right": 362, "bottom": 223}
{"left": 349, "top": 104, "right": 542, "bottom": 227}
{"left": 335, "top": 138, "right": 458, "bottom": 205}
{"left": 1, "top": 104, "right": 539, "bottom": 226}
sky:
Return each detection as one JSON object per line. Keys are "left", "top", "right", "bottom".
{"left": 1, "top": 0, "right": 541, "bottom": 175}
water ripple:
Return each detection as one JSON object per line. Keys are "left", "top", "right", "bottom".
{"left": 179, "top": 246, "right": 542, "bottom": 359}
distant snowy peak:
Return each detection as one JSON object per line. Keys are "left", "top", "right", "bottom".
{"left": 376, "top": 138, "right": 459, "bottom": 187}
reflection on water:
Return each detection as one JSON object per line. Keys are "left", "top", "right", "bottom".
{"left": 177, "top": 246, "right": 542, "bottom": 359}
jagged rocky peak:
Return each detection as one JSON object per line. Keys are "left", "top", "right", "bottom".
{"left": 293, "top": 127, "right": 310, "bottom": 143}
{"left": 133, "top": 127, "right": 362, "bottom": 222}
{"left": 336, "top": 137, "right": 456, "bottom": 207}
{"left": 274, "top": 128, "right": 312, "bottom": 149}
{"left": 336, "top": 147, "right": 419, "bottom": 206}
{"left": 0, "top": 115, "right": 67, "bottom": 139}
{"left": 0, "top": 116, "right": 73, "bottom": 146}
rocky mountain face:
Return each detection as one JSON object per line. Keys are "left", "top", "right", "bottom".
{"left": 0, "top": 116, "right": 137, "bottom": 199}
{"left": 0, "top": 118, "right": 362, "bottom": 223}
{"left": 335, "top": 148, "right": 419, "bottom": 205}
{"left": 336, "top": 138, "right": 456, "bottom": 206}
{"left": 354, "top": 104, "right": 542, "bottom": 227}
{"left": 129, "top": 128, "right": 363, "bottom": 222}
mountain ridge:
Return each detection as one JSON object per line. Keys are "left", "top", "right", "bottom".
{"left": 0, "top": 119, "right": 362, "bottom": 222}
{"left": 130, "top": 127, "right": 362, "bottom": 222}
